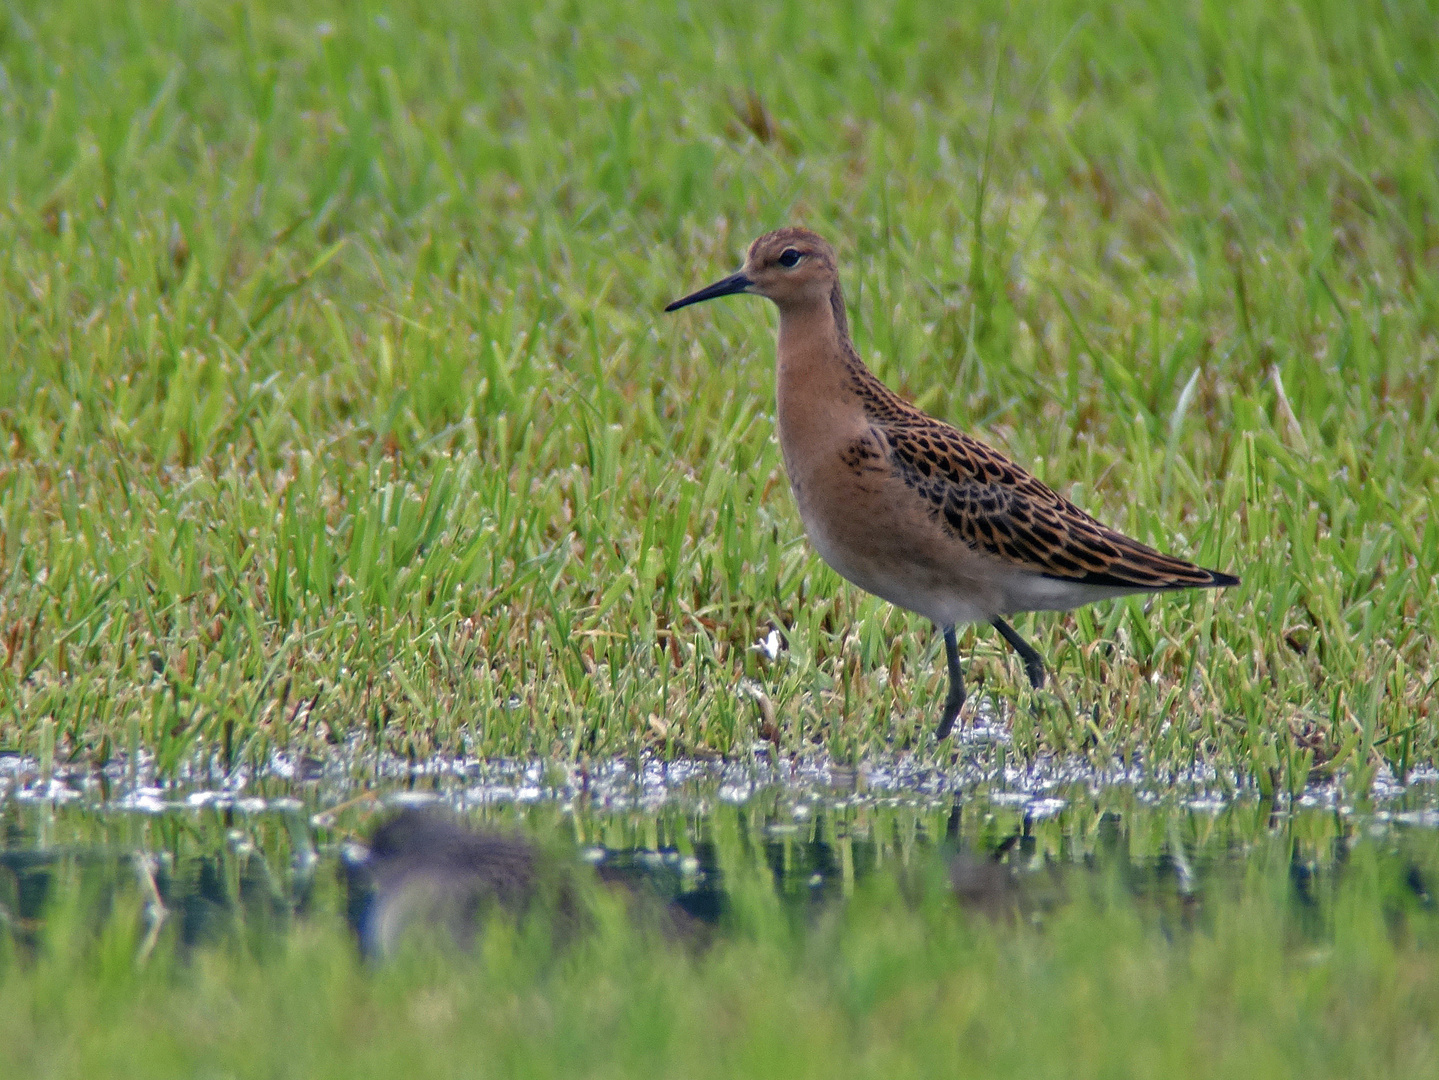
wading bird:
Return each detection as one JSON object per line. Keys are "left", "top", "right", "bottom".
{"left": 666, "top": 228, "right": 1237, "bottom": 737}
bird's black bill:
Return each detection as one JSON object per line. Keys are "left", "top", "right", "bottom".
{"left": 664, "top": 272, "right": 753, "bottom": 312}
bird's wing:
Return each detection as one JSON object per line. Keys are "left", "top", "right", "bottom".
{"left": 876, "top": 416, "right": 1233, "bottom": 589}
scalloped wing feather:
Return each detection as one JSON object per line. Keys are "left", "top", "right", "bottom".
{"left": 873, "top": 411, "right": 1237, "bottom": 591}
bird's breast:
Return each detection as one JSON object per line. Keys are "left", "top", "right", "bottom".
{"left": 777, "top": 422, "right": 1002, "bottom": 626}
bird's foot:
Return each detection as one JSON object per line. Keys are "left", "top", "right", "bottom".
{"left": 1023, "top": 658, "right": 1045, "bottom": 691}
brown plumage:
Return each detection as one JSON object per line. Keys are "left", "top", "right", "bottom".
{"left": 667, "top": 227, "right": 1238, "bottom": 737}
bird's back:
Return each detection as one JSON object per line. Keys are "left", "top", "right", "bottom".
{"left": 784, "top": 350, "right": 1236, "bottom": 622}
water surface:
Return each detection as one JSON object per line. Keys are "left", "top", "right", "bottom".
{"left": 5, "top": 747, "right": 1439, "bottom": 954}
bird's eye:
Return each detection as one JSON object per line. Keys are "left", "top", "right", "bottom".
{"left": 777, "top": 248, "right": 802, "bottom": 268}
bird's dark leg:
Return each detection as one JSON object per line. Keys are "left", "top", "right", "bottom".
{"left": 991, "top": 617, "right": 1045, "bottom": 690}
{"left": 935, "top": 624, "right": 966, "bottom": 739}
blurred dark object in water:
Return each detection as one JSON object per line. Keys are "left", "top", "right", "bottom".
{"left": 594, "top": 853, "right": 728, "bottom": 950}
{"left": 345, "top": 809, "right": 727, "bottom": 959}
{"left": 344, "top": 808, "right": 581, "bottom": 959}
{"left": 948, "top": 848, "right": 1024, "bottom": 918}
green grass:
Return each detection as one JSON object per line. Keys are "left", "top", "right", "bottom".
{"left": 5, "top": 796, "right": 1439, "bottom": 1079}
{"left": 1, "top": 0, "right": 1437, "bottom": 781}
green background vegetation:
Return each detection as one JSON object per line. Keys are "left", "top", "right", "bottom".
{"left": 2, "top": 0, "right": 1436, "bottom": 783}
{"left": 7, "top": 1, "right": 1439, "bottom": 1071}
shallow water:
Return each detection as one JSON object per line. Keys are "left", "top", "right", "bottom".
{"left": 5, "top": 745, "right": 1439, "bottom": 956}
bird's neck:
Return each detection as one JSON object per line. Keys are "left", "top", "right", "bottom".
{"left": 773, "top": 283, "right": 881, "bottom": 474}
{"left": 775, "top": 283, "right": 867, "bottom": 400}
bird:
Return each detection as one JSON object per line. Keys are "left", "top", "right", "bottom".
{"left": 343, "top": 809, "right": 727, "bottom": 959}
{"left": 343, "top": 808, "right": 562, "bottom": 959}
{"left": 665, "top": 227, "right": 1238, "bottom": 739}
